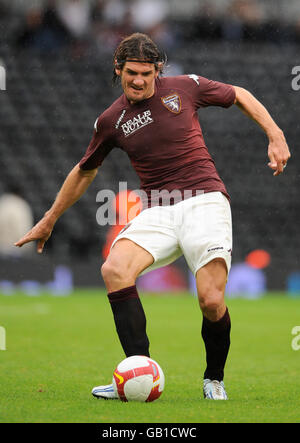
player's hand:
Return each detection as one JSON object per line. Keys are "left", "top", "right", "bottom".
{"left": 267, "top": 131, "right": 291, "bottom": 176}
{"left": 14, "top": 215, "right": 55, "bottom": 254}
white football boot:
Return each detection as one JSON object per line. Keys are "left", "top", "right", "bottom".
{"left": 203, "top": 379, "right": 228, "bottom": 400}
{"left": 91, "top": 383, "right": 118, "bottom": 400}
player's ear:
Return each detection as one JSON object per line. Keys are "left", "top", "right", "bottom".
{"left": 155, "top": 62, "right": 163, "bottom": 78}
{"left": 114, "top": 59, "right": 122, "bottom": 77}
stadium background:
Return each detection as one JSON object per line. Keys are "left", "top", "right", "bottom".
{"left": 0, "top": 0, "right": 299, "bottom": 295}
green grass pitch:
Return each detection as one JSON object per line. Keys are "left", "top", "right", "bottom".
{"left": 0, "top": 290, "right": 300, "bottom": 423}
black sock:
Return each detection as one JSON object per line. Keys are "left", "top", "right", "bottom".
{"left": 108, "top": 285, "right": 150, "bottom": 358}
{"left": 201, "top": 307, "right": 231, "bottom": 382}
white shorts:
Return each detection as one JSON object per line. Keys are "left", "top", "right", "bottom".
{"left": 111, "top": 192, "right": 232, "bottom": 276}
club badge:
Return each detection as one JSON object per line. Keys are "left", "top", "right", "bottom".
{"left": 161, "top": 93, "right": 181, "bottom": 114}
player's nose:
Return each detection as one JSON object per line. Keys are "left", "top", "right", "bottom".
{"left": 132, "top": 77, "right": 144, "bottom": 87}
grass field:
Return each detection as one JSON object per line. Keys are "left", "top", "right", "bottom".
{"left": 0, "top": 290, "right": 300, "bottom": 423}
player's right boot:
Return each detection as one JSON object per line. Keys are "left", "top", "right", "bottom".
{"left": 91, "top": 383, "right": 119, "bottom": 400}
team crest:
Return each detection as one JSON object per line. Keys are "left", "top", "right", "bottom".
{"left": 161, "top": 93, "right": 181, "bottom": 114}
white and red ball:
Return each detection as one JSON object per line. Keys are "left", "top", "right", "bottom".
{"left": 112, "top": 355, "right": 165, "bottom": 402}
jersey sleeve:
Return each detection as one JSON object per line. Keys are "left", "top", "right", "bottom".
{"left": 79, "top": 115, "right": 114, "bottom": 170}
{"left": 180, "top": 74, "right": 236, "bottom": 109}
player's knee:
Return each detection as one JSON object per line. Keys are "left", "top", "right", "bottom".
{"left": 198, "top": 289, "right": 224, "bottom": 317}
{"left": 101, "top": 261, "right": 132, "bottom": 288}
{"left": 101, "top": 261, "right": 120, "bottom": 284}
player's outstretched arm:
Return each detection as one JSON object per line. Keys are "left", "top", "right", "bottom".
{"left": 15, "top": 163, "right": 98, "bottom": 253}
{"left": 233, "top": 86, "right": 291, "bottom": 176}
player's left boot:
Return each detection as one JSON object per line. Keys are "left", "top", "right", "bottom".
{"left": 203, "top": 379, "right": 228, "bottom": 400}
{"left": 91, "top": 383, "right": 119, "bottom": 400}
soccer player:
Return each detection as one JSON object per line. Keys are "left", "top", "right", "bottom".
{"left": 15, "top": 33, "right": 290, "bottom": 400}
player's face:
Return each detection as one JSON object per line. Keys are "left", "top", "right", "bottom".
{"left": 117, "top": 61, "right": 159, "bottom": 104}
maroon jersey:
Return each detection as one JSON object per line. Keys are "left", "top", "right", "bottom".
{"left": 79, "top": 75, "right": 236, "bottom": 206}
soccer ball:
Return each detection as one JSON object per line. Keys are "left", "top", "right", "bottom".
{"left": 112, "top": 355, "right": 165, "bottom": 402}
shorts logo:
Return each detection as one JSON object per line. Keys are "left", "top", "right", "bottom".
{"left": 121, "top": 110, "right": 153, "bottom": 137}
{"left": 207, "top": 247, "right": 224, "bottom": 252}
{"left": 161, "top": 93, "right": 181, "bottom": 114}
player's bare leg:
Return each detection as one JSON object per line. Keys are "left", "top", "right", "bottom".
{"left": 196, "top": 258, "right": 227, "bottom": 322}
{"left": 101, "top": 238, "right": 154, "bottom": 293}
{"left": 196, "top": 258, "right": 231, "bottom": 399}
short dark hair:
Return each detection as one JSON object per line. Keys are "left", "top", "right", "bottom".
{"left": 112, "top": 33, "right": 167, "bottom": 85}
